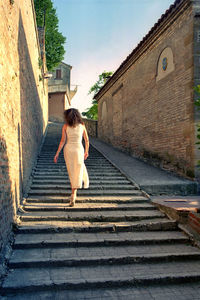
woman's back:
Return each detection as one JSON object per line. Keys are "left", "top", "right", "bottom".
{"left": 66, "top": 124, "right": 84, "bottom": 145}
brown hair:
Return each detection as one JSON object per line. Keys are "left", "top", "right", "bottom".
{"left": 64, "top": 108, "right": 84, "bottom": 127}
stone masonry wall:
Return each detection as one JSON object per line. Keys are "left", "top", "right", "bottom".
{"left": 98, "top": 3, "right": 196, "bottom": 178}
{"left": 49, "top": 93, "right": 65, "bottom": 123}
{"left": 193, "top": 0, "right": 200, "bottom": 179}
{"left": 83, "top": 118, "right": 98, "bottom": 137}
{"left": 0, "top": 0, "right": 48, "bottom": 258}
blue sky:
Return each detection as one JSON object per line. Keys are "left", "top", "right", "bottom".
{"left": 52, "top": 0, "right": 174, "bottom": 112}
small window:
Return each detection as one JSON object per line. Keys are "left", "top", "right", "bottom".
{"left": 56, "top": 69, "right": 61, "bottom": 79}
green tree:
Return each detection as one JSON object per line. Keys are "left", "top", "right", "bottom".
{"left": 82, "top": 71, "right": 113, "bottom": 120}
{"left": 34, "top": 0, "right": 66, "bottom": 71}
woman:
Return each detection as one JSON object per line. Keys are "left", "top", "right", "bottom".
{"left": 54, "top": 108, "right": 89, "bottom": 206}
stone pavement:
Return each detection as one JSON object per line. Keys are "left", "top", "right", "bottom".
{"left": 152, "top": 196, "right": 200, "bottom": 212}
{"left": 1, "top": 123, "right": 200, "bottom": 299}
{"left": 90, "top": 137, "right": 199, "bottom": 195}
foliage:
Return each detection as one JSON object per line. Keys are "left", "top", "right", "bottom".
{"left": 82, "top": 103, "right": 98, "bottom": 120}
{"left": 82, "top": 71, "right": 113, "bottom": 120}
{"left": 194, "top": 85, "right": 200, "bottom": 165}
{"left": 34, "top": 0, "right": 66, "bottom": 71}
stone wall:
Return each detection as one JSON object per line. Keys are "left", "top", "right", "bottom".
{"left": 97, "top": 1, "right": 198, "bottom": 179}
{"left": 49, "top": 93, "right": 66, "bottom": 122}
{"left": 83, "top": 118, "right": 98, "bottom": 137}
{"left": 0, "top": 0, "right": 48, "bottom": 257}
{"left": 193, "top": 0, "right": 200, "bottom": 179}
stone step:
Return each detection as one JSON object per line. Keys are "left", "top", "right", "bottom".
{"left": 35, "top": 162, "right": 114, "bottom": 167}
{"left": 39, "top": 153, "right": 102, "bottom": 156}
{"left": 46, "top": 158, "right": 105, "bottom": 161}
{"left": 3, "top": 283, "right": 200, "bottom": 300}
{"left": 35, "top": 165, "right": 115, "bottom": 170}
{"left": 32, "top": 174, "right": 125, "bottom": 180}
{"left": 36, "top": 164, "right": 113, "bottom": 168}
{"left": 32, "top": 179, "right": 130, "bottom": 185}
{"left": 13, "top": 230, "right": 189, "bottom": 249}
{"left": 37, "top": 160, "right": 110, "bottom": 164}
{"left": 16, "top": 218, "right": 177, "bottom": 233}
{"left": 33, "top": 171, "right": 122, "bottom": 176}
{"left": 33, "top": 169, "right": 122, "bottom": 174}
{"left": 37, "top": 159, "right": 108, "bottom": 162}
{"left": 37, "top": 157, "right": 104, "bottom": 160}
{"left": 9, "top": 244, "right": 200, "bottom": 268}
{"left": 34, "top": 169, "right": 118, "bottom": 174}
{"left": 2, "top": 261, "right": 200, "bottom": 294}
{"left": 38, "top": 158, "right": 110, "bottom": 162}
{"left": 22, "top": 202, "right": 155, "bottom": 212}
{"left": 5, "top": 129, "right": 199, "bottom": 298}
{"left": 30, "top": 184, "right": 137, "bottom": 191}
{"left": 20, "top": 209, "right": 165, "bottom": 222}
{"left": 26, "top": 195, "right": 148, "bottom": 204}
{"left": 28, "top": 189, "right": 143, "bottom": 196}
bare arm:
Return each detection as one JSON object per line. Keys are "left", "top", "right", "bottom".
{"left": 54, "top": 125, "right": 67, "bottom": 163}
{"left": 83, "top": 125, "right": 89, "bottom": 160}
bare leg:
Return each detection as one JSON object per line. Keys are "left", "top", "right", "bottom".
{"left": 69, "top": 188, "right": 77, "bottom": 207}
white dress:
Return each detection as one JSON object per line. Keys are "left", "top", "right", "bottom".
{"left": 64, "top": 124, "right": 89, "bottom": 189}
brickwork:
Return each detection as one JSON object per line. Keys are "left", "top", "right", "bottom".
{"left": 193, "top": 0, "right": 200, "bottom": 179}
{"left": 96, "top": 0, "right": 199, "bottom": 179}
{"left": 0, "top": 0, "right": 48, "bottom": 256}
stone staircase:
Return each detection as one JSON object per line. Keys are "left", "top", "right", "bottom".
{"left": 1, "top": 123, "right": 200, "bottom": 299}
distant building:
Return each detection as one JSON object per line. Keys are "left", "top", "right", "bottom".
{"left": 48, "top": 62, "right": 77, "bottom": 122}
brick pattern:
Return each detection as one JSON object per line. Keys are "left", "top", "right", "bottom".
{"left": 193, "top": 0, "right": 200, "bottom": 179}
{"left": 98, "top": 4, "right": 196, "bottom": 178}
{"left": 0, "top": 0, "right": 48, "bottom": 255}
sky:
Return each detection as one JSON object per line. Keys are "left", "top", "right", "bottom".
{"left": 52, "top": 0, "right": 174, "bottom": 113}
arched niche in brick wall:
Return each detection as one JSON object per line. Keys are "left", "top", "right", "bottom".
{"left": 100, "top": 100, "right": 108, "bottom": 138}
{"left": 156, "top": 47, "right": 175, "bottom": 82}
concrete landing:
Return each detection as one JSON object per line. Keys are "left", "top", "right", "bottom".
{"left": 90, "top": 137, "right": 199, "bottom": 196}
{"left": 152, "top": 196, "right": 200, "bottom": 212}
{"left": 151, "top": 196, "right": 200, "bottom": 241}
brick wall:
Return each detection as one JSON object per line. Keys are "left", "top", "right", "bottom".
{"left": 0, "top": 0, "right": 48, "bottom": 257}
{"left": 97, "top": 2, "right": 197, "bottom": 178}
{"left": 193, "top": 0, "right": 200, "bottom": 179}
